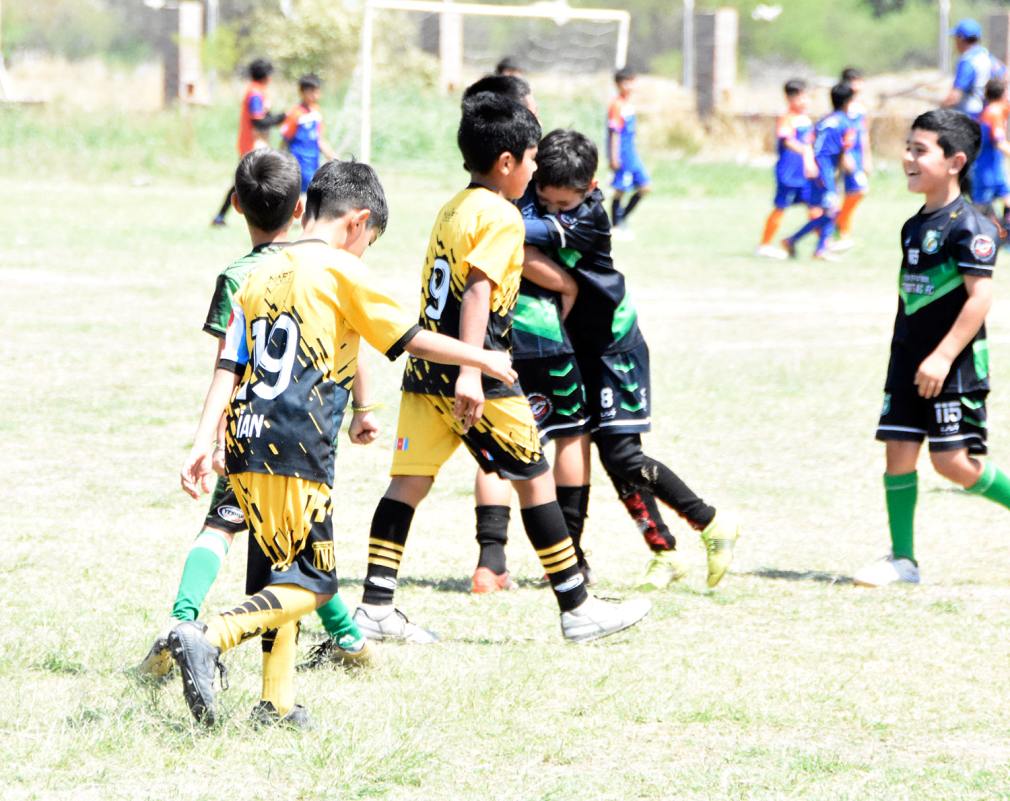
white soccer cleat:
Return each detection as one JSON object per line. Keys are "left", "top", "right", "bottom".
{"left": 353, "top": 604, "right": 439, "bottom": 643}
{"left": 827, "top": 236, "right": 856, "bottom": 253}
{"left": 560, "top": 595, "right": 651, "bottom": 643}
{"left": 853, "top": 554, "right": 920, "bottom": 587}
{"left": 755, "top": 244, "right": 788, "bottom": 260}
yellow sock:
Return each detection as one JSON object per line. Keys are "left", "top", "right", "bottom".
{"left": 205, "top": 584, "right": 318, "bottom": 652}
{"left": 261, "top": 621, "right": 298, "bottom": 717}
{"left": 761, "top": 208, "right": 785, "bottom": 245}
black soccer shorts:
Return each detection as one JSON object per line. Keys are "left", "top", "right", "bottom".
{"left": 515, "top": 353, "right": 590, "bottom": 443}
{"left": 876, "top": 386, "right": 988, "bottom": 455}
{"left": 202, "top": 475, "right": 247, "bottom": 535}
{"left": 579, "top": 342, "right": 652, "bottom": 435}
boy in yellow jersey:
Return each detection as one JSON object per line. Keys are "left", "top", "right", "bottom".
{"left": 355, "top": 92, "right": 651, "bottom": 643}
{"left": 174, "top": 160, "right": 517, "bottom": 727}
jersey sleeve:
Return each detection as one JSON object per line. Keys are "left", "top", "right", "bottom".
{"left": 335, "top": 268, "right": 420, "bottom": 360}
{"left": 776, "top": 115, "right": 795, "bottom": 141}
{"left": 218, "top": 303, "right": 249, "bottom": 374}
{"left": 280, "top": 107, "right": 298, "bottom": 142}
{"left": 464, "top": 213, "right": 524, "bottom": 287}
{"left": 607, "top": 100, "right": 625, "bottom": 133}
{"left": 954, "top": 59, "right": 975, "bottom": 93}
{"left": 203, "top": 273, "right": 239, "bottom": 338}
{"left": 950, "top": 218, "right": 999, "bottom": 276}
{"left": 247, "top": 92, "right": 265, "bottom": 120}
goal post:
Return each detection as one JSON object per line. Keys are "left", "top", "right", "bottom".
{"left": 358, "top": 0, "right": 631, "bottom": 162}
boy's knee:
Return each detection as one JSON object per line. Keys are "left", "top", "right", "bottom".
{"left": 595, "top": 434, "right": 646, "bottom": 481}
{"left": 385, "top": 475, "right": 432, "bottom": 507}
{"left": 314, "top": 592, "right": 334, "bottom": 608}
{"left": 928, "top": 449, "right": 978, "bottom": 486}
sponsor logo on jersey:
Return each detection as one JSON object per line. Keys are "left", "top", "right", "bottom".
{"left": 235, "top": 412, "right": 265, "bottom": 439}
{"left": 217, "top": 505, "right": 244, "bottom": 524}
{"left": 528, "top": 392, "right": 553, "bottom": 423}
{"left": 396, "top": 437, "right": 409, "bottom": 451}
{"left": 907, "top": 248, "right": 920, "bottom": 266}
{"left": 971, "top": 233, "right": 996, "bottom": 260}
{"left": 921, "top": 229, "right": 941, "bottom": 255}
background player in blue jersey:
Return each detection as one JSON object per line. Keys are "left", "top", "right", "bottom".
{"left": 607, "top": 68, "right": 650, "bottom": 239}
{"left": 757, "top": 78, "right": 817, "bottom": 259}
{"left": 834, "top": 67, "right": 872, "bottom": 252}
{"left": 943, "top": 18, "right": 1005, "bottom": 119}
{"left": 855, "top": 109, "right": 1010, "bottom": 587}
{"left": 782, "top": 83, "right": 856, "bottom": 261}
{"left": 972, "top": 78, "right": 1010, "bottom": 232}
{"left": 281, "top": 74, "right": 336, "bottom": 197}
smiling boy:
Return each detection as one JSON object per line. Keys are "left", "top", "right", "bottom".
{"left": 855, "top": 109, "right": 1010, "bottom": 587}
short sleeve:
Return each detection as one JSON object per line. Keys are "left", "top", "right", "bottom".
{"left": 203, "top": 274, "right": 238, "bottom": 338}
{"left": 218, "top": 303, "right": 249, "bottom": 374}
{"left": 950, "top": 219, "right": 999, "bottom": 276}
{"left": 247, "top": 92, "right": 265, "bottom": 119}
{"left": 280, "top": 108, "right": 298, "bottom": 141}
{"left": 464, "top": 213, "right": 524, "bottom": 287}
{"left": 335, "top": 266, "right": 418, "bottom": 360}
{"left": 776, "top": 115, "right": 794, "bottom": 140}
{"left": 954, "top": 59, "right": 975, "bottom": 92}
{"left": 607, "top": 101, "right": 625, "bottom": 133}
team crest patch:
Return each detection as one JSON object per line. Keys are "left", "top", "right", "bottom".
{"left": 312, "top": 541, "right": 335, "bottom": 572}
{"left": 971, "top": 234, "right": 996, "bottom": 260}
{"left": 921, "top": 230, "right": 941, "bottom": 255}
{"left": 528, "top": 392, "right": 553, "bottom": 424}
{"left": 217, "top": 505, "right": 244, "bottom": 524}
{"left": 907, "top": 248, "right": 919, "bottom": 266}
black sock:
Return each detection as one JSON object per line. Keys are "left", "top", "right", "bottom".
{"left": 641, "top": 456, "right": 716, "bottom": 530}
{"left": 611, "top": 196, "right": 624, "bottom": 226}
{"left": 622, "top": 190, "right": 644, "bottom": 221}
{"left": 215, "top": 186, "right": 234, "bottom": 220}
{"left": 556, "top": 485, "right": 590, "bottom": 563}
{"left": 605, "top": 469, "right": 676, "bottom": 550}
{"left": 362, "top": 497, "right": 415, "bottom": 606}
{"left": 520, "top": 502, "right": 589, "bottom": 612}
{"left": 475, "top": 504, "right": 510, "bottom": 574}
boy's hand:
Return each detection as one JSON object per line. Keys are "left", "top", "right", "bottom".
{"left": 842, "top": 153, "right": 856, "bottom": 175}
{"left": 453, "top": 368, "right": 485, "bottom": 432}
{"left": 915, "top": 353, "right": 953, "bottom": 398}
{"left": 212, "top": 444, "right": 227, "bottom": 475}
{"left": 349, "top": 410, "right": 380, "bottom": 445}
{"left": 479, "top": 351, "right": 517, "bottom": 385}
{"left": 180, "top": 448, "right": 215, "bottom": 499}
{"left": 803, "top": 157, "right": 819, "bottom": 179}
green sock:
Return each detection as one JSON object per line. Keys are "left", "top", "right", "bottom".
{"left": 967, "top": 461, "right": 1010, "bottom": 509}
{"left": 884, "top": 471, "right": 917, "bottom": 563}
{"left": 315, "top": 594, "right": 363, "bottom": 645}
{"left": 170, "top": 528, "right": 231, "bottom": 621}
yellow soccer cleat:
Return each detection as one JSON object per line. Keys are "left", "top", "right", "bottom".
{"left": 700, "top": 513, "right": 740, "bottom": 588}
{"left": 639, "top": 549, "right": 690, "bottom": 590}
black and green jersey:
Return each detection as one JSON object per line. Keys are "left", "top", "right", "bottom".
{"left": 521, "top": 185, "right": 644, "bottom": 357}
{"left": 886, "top": 195, "right": 997, "bottom": 394}
{"left": 202, "top": 243, "right": 287, "bottom": 338}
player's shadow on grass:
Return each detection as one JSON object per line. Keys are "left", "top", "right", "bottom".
{"left": 744, "top": 568, "right": 854, "bottom": 586}
{"left": 339, "top": 575, "right": 546, "bottom": 593}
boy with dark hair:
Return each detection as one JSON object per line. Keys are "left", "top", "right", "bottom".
{"left": 495, "top": 55, "right": 524, "bottom": 77}
{"left": 212, "top": 58, "right": 286, "bottom": 226}
{"left": 354, "top": 93, "right": 650, "bottom": 641}
{"left": 171, "top": 159, "right": 519, "bottom": 726}
{"left": 855, "top": 108, "right": 1010, "bottom": 587}
{"left": 139, "top": 149, "right": 375, "bottom": 681}
{"left": 972, "top": 78, "right": 1010, "bottom": 228}
{"left": 782, "top": 82, "right": 856, "bottom": 261}
{"left": 834, "top": 67, "right": 872, "bottom": 250}
{"left": 757, "top": 78, "right": 817, "bottom": 259}
{"left": 607, "top": 67, "right": 650, "bottom": 238}
{"left": 462, "top": 73, "right": 538, "bottom": 117}
{"left": 281, "top": 73, "right": 336, "bottom": 197}
{"left": 514, "top": 128, "right": 740, "bottom": 589}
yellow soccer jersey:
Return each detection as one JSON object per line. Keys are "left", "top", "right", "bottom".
{"left": 402, "top": 185, "right": 524, "bottom": 398}
{"left": 220, "top": 241, "right": 419, "bottom": 485}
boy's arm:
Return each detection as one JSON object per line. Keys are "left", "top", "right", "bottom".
{"left": 348, "top": 356, "right": 379, "bottom": 445}
{"left": 523, "top": 245, "right": 578, "bottom": 320}
{"left": 181, "top": 368, "right": 240, "bottom": 498}
{"left": 452, "top": 269, "right": 493, "bottom": 431}
{"left": 915, "top": 275, "right": 994, "bottom": 398}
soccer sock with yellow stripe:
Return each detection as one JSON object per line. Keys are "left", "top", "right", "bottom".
{"left": 521, "top": 502, "right": 589, "bottom": 611}
{"left": 204, "top": 584, "right": 318, "bottom": 652}
{"left": 362, "top": 498, "right": 415, "bottom": 606}
{"left": 171, "top": 528, "right": 231, "bottom": 622}
{"left": 967, "top": 461, "right": 1010, "bottom": 509}
{"left": 884, "top": 471, "right": 917, "bottom": 563}
{"left": 261, "top": 621, "right": 298, "bottom": 717}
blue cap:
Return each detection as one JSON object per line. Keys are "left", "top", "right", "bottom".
{"left": 952, "top": 18, "right": 982, "bottom": 39}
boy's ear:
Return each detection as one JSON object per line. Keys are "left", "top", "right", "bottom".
{"left": 950, "top": 151, "right": 968, "bottom": 175}
{"left": 231, "top": 192, "right": 245, "bottom": 217}
{"left": 292, "top": 198, "right": 304, "bottom": 220}
{"left": 352, "top": 208, "right": 371, "bottom": 229}
{"left": 588, "top": 178, "right": 599, "bottom": 192}
{"left": 496, "top": 150, "right": 516, "bottom": 175}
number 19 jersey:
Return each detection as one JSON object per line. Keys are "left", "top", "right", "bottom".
{"left": 220, "top": 241, "right": 419, "bottom": 486}
{"left": 401, "top": 185, "right": 525, "bottom": 399}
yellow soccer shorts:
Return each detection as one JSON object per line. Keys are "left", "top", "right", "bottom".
{"left": 229, "top": 471, "right": 338, "bottom": 596}
{"left": 390, "top": 391, "right": 548, "bottom": 480}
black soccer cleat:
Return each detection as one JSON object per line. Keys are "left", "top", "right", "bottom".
{"left": 168, "top": 620, "right": 228, "bottom": 726}
{"left": 249, "top": 700, "right": 312, "bottom": 730}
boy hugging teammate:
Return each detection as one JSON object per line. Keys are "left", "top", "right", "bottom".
{"left": 857, "top": 109, "right": 1010, "bottom": 587}
{"left": 354, "top": 92, "right": 651, "bottom": 643}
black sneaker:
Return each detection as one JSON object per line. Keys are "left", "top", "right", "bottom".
{"left": 168, "top": 621, "right": 228, "bottom": 726}
{"left": 297, "top": 635, "right": 374, "bottom": 671}
{"left": 249, "top": 700, "right": 312, "bottom": 730}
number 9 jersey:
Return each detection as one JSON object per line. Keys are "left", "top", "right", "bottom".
{"left": 401, "top": 185, "right": 525, "bottom": 399}
{"left": 219, "top": 242, "right": 419, "bottom": 486}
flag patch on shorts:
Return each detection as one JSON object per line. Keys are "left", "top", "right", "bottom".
{"left": 396, "top": 437, "right": 409, "bottom": 451}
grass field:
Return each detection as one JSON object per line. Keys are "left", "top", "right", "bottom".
{"left": 5, "top": 107, "right": 1010, "bottom": 800}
